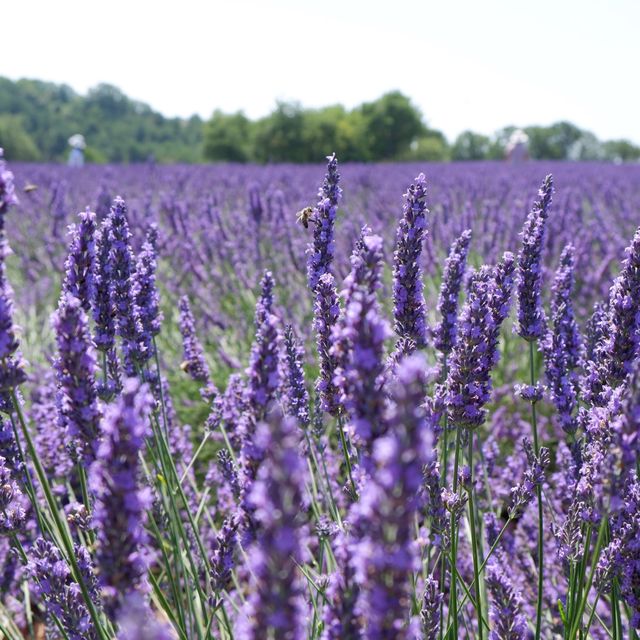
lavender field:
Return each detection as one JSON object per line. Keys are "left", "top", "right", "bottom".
{"left": 0, "top": 152, "right": 639, "bottom": 639}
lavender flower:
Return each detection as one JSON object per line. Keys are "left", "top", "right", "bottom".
{"left": 350, "top": 354, "right": 434, "bottom": 639}
{"left": 392, "top": 173, "right": 429, "bottom": 345}
{"left": 0, "top": 419, "right": 24, "bottom": 483}
{"left": 209, "top": 515, "right": 238, "bottom": 608}
{"left": 514, "top": 382, "right": 544, "bottom": 404}
{"left": 422, "top": 459, "right": 447, "bottom": 548}
{"left": 421, "top": 574, "right": 444, "bottom": 640}
{"left": 282, "top": 324, "right": 310, "bottom": 429}
{"left": 27, "top": 538, "right": 98, "bottom": 640}
{"left": 307, "top": 153, "right": 341, "bottom": 291}
{"left": 0, "top": 456, "right": 25, "bottom": 535}
{"left": 322, "top": 532, "right": 361, "bottom": 640}
{"left": 543, "top": 244, "right": 581, "bottom": 433}
{"left": 236, "top": 413, "right": 308, "bottom": 639}
{"left": 0, "top": 242, "right": 26, "bottom": 394}
{"left": 116, "top": 592, "right": 174, "bottom": 640}
{"left": 254, "top": 270, "right": 275, "bottom": 329}
{"left": 585, "top": 226, "right": 640, "bottom": 405}
{"left": 90, "top": 378, "right": 153, "bottom": 617}
{"left": 508, "top": 438, "right": 550, "bottom": 519}
{"left": 515, "top": 175, "right": 554, "bottom": 341}
{"left": 132, "top": 224, "right": 162, "bottom": 342}
{"left": 486, "top": 562, "right": 528, "bottom": 639}
{"left": 62, "top": 209, "right": 97, "bottom": 312}
{"left": 585, "top": 301, "right": 608, "bottom": 363}
{"left": 595, "top": 474, "right": 640, "bottom": 627}
{"left": 0, "top": 150, "right": 17, "bottom": 217}
{"left": 108, "top": 197, "right": 149, "bottom": 372}
{"left": 332, "top": 234, "right": 390, "bottom": 450}
{"left": 178, "top": 295, "right": 215, "bottom": 397}
{"left": 313, "top": 273, "right": 341, "bottom": 416}
{"left": 446, "top": 267, "right": 496, "bottom": 430}
{"left": 53, "top": 294, "right": 100, "bottom": 461}
{"left": 245, "top": 311, "right": 281, "bottom": 424}
{"left": 92, "top": 218, "right": 116, "bottom": 353}
{"left": 433, "top": 229, "right": 472, "bottom": 354}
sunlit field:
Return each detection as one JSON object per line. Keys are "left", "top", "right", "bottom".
{"left": 1, "top": 154, "right": 639, "bottom": 639}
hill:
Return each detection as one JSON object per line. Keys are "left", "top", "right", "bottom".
{"left": 0, "top": 77, "right": 204, "bottom": 162}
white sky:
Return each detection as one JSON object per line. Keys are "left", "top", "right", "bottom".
{"left": 4, "top": 0, "right": 640, "bottom": 143}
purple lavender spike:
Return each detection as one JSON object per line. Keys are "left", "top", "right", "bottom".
{"left": 392, "top": 173, "right": 429, "bottom": 346}
{"left": 282, "top": 324, "right": 310, "bottom": 429}
{"left": 313, "top": 273, "right": 341, "bottom": 416}
{"left": 53, "top": 294, "right": 101, "bottom": 461}
{"left": 543, "top": 244, "right": 581, "bottom": 434}
{"left": 0, "top": 456, "right": 25, "bottom": 535}
{"left": 307, "top": 153, "right": 341, "bottom": 291}
{"left": 584, "top": 226, "right": 640, "bottom": 406}
{"left": 108, "top": 197, "right": 150, "bottom": 373}
{"left": 236, "top": 413, "right": 308, "bottom": 639}
{"left": 92, "top": 218, "right": 116, "bottom": 354}
{"left": 90, "top": 378, "right": 153, "bottom": 618}
{"left": 62, "top": 209, "right": 97, "bottom": 312}
{"left": 515, "top": 175, "right": 554, "bottom": 341}
{"left": 445, "top": 267, "right": 496, "bottom": 430}
{"left": 433, "top": 229, "right": 472, "bottom": 355}
{"left": 133, "top": 224, "right": 162, "bottom": 344}
{"left": 27, "top": 538, "right": 98, "bottom": 640}
{"left": 349, "top": 354, "right": 435, "bottom": 638}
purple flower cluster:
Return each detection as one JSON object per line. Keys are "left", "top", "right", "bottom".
{"left": 178, "top": 295, "right": 213, "bottom": 387}
{"left": 282, "top": 324, "right": 310, "bottom": 429}
{"left": 107, "top": 197, "right": 150, "bottom": 373}
{"left": 433, "top": 229, "right": 472, "bottom": 354}
{"left": 445, "top": 267, "right": 496, "bottom": 429}
{"left": 53, "top": 294, "right": 101, "bottom": 460}
{"left": 0, "top": 149, "right": 18, "bottom": 220}
{"left": 584, "top": 226, "right": 640, "bottom": 405}
{"left": 237, "top": 413, "right": 308, "bottom": 639}
{"left": 2, "top": 153, "right": 640, "bottom": 639}
{"left": 62, "top": 209, "right": 97, "bottom": 312}
{"left": 332, "top": 234, "right": 390, "bottom": 451}
{"left": 515, "top": 174, "right": 554, "bottom": 341}
{"left": 0, "top": 455, "right": 25, "bottom": 534}
{"left": 392, "top": 173, "right": 429, "bottom": 346}
{"left": 90, "top": 378, "right": 153, "bottom": 617}
{"left": 349, "top": 354, "right": 435, "bottom": 638}
{"left": 307, "top": 153, "right": 341, "bottom": 291}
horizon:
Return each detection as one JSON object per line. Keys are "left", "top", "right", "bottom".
{"left": 4, "top": 0, "right": 640, "bottom": 146}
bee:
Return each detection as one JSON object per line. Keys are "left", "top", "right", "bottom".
{"left": 23, "top": 183, "right": 38, "bottom": 193}
{"left": 296, "top": 206, "right": 316, "bottom": 229}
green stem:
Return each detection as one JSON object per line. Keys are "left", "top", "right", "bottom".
{"left": 337, "top": 414, "right": 357, "bottom": 498}
{"left": 447, "top": 427, "right": 463, "bottom": 639}
{"left": 529, "top": 339, "right": 544, "bottom": 640}
{"left": 467, "top": 433, "right": 484, "bottom": 640}
{"left": 568, "top": 516, "right": 607, "bottom": 640}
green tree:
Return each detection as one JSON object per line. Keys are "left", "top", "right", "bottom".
{"left": 253, "top": 101, "right": 308, "bottom": 163}
{"left": 359, "top": 91, "right": 425, "bottom": 160}
{"left": 602, "top": 139, "right": 640, "bottom": 162}
{"left": 525, "top": 121, "right": 583, "bottom": 160}
{"left": 398, "top": 131, "right": 450, "bottom": 161}
{"left": 0, "top": 115, "right": 41, "bottom": 160}
{"left": 302, "top": 105, "right": 368, "bottom": 161}
{"left": 451, "top": 131, "right": 491, "bottom": 161}
{"left": 204, "top": 110, "right": 252, "bottom": 162}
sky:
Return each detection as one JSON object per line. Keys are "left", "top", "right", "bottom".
{"left": 4, "top": 0, "right": 640, "bottom": 143}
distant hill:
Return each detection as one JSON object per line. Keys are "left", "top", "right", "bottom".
{"left": 0, "top": 77, "right": 204, "bottom": 162}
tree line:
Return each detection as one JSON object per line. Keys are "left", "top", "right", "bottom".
{"left": 1, "top": 76, "right": 638, "bottom": 164}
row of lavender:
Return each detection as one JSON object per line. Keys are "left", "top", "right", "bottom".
{"left": 0, "top": 149, "right": 639, "bottom": 639}
{"left": 8, "top": 161, "right": 640, "bottom": 340}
